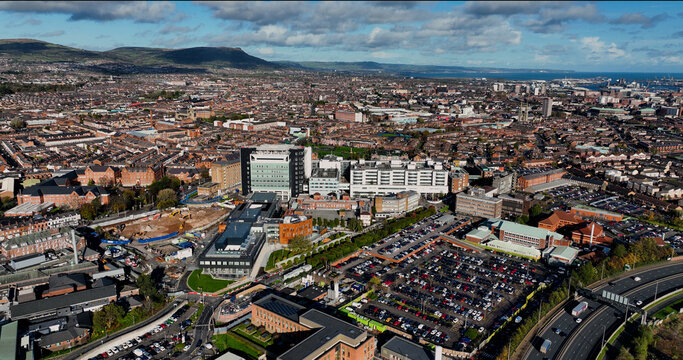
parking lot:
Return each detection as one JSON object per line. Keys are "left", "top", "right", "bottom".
{"left": 365, "top": 215, "right": 471, "bottom": 263}
{"left": 90, "top": 304, "right": 201, "bottom": 360}
{"left": 344, "top": 239, "right": 548, "bottom": 351}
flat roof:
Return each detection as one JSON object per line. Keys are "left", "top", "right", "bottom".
{"left": 0, "top": 321, "right": 18, "bottom": 360}
{"left": 550, "top": 246, "right": 580, "bottom": 260}
{"left": 489, "top": 219, "right": 563, "bottom": 240}
{"left": 10, "top": 285, "right": 116, "bottom": 319}
{"left": 253, "top": 293, "right": 305, "bottom": 322}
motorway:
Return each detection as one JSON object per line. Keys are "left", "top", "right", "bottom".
{"left": 524, "top": 261, "right": 683, "bottom": 360}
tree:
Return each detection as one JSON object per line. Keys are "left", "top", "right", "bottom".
{"left": 369, "top": 276, "right": 381, "bottom": 291}
{"left": 111, "top": 196, "right": 127, "bottom": 212}
{"left": 289, "top": 236, "right": 312, "bottom": 254}
{"left": 10, "top": 117, "right": 25, "bottom": 129}
{"left": 615, "top": 347, "right": 634, "bottom": 360}
{"left": 156, "top": 188, "right": 177, "bottom": 209}
{"left": 88, "top": 179, "right": 95, "bottom": 186}
{"left": 529, "top": 204, "right": 543, "bottom": 218}
{"left": 613, "top": 244, "right": 627, "bottom": 258}
{"left": 80, "top": 203, "right": 97, "bottom": 220}
{"left": 93, "top": 303, "right": 126, "bottom": 333}
{"left": 136, "top": 273, "right": 163, "bottom": 303}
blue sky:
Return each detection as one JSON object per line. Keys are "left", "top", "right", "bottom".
{"left": 1, "top": 1, "right": 682, "bottom": 72}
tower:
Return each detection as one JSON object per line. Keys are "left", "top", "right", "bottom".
{"left": 542, "top": 97, "right": 553, "bottom": 118}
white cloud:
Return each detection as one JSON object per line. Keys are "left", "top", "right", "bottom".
{"left": 255, "top": 47, "right": 274, "bottom": 56}
{"left": 580, "top": 36, "right": 626, "bottom": 61}
{"left": 370, "top": 51, "right": 395, "bottom": 59}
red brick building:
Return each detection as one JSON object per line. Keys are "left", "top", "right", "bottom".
{"left": 1, "top": 228, "right": 85, "bottom": 259}
{"left": 121, "top": 165, "right": 163, "bottom": 187}
{"left": 17, "top": 186, "right": 110, "bottom": 208}
{"left": 252, "top": 294, "right": 376, "bottom": 360}
{"left": 83, "top": 166, "right": 120, "bottom": 186}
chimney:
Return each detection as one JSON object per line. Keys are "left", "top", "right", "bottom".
{"left": 435, "top": 346, "right": 443, "bottom": 360}
{"left": 70, "top": 228, "right": 79, "bottom": 265}
{"left": 589, "top": 223, "right": 595, "bottom": 247}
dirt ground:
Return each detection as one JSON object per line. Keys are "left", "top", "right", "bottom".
{"left": 119, "top": 207, "right": 228, "bottom": 239}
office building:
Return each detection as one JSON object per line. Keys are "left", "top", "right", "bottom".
{"left": 211, "top": 158, "right": 241, "bottom": 193}
{"left": 241, "top": 145, "right": 312, "bottom": 201}
{"left": 199, "top": 193, "right": 279, "bottom": 278}
{"left": 350, "top": 159, "right": 448, "bottom": 198}
{"left": 455, "top": 189, "right": 502, "bottom": 218}
{"left": 279, "top": 215, "right": 313, "bottom": 245}
{"left": 542, "top": 97, "right": 553, "bottom": 117}
{"left": 380, "top": 336, "right": 433, "bottom": 360}
{"left": 374, "top": 191, "right": 420, "bottom": 218}
{"left": 449, "top": 168, "right": 469, "bottom": 193}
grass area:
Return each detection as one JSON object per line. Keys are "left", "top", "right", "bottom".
{"left": 311, "top": 145, "right": 372, "bottom": 160}
{"left": 212, "top": 332, "right": 264, "bottom": 360}
{"left": 653, "top": 298, "right": 683, "bottom": 320}
{"left": 266, "top": 249, "right": 291, "bottom": 270}
{"left": 187, "top": 269, "right": 234, "bottom": 292}
{"left": 233, "top": 323, "right": 274, "bottom": 347}
{"left": 190, "top": 303, "right": 204, "bottom": 323}
{"left": 174, "top": 343, "right": 186, "bottom": 352}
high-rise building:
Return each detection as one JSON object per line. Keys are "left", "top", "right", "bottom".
{"left": 542, "top": 97, "right": 553, "bottom": 117}
{"left": 240, "top": 145, "right": 312, "bottom": 201}
{"left": 211, "top": 157, "right": 241, "bottom": 193}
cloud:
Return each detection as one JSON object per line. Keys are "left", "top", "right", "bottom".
{"left": 255, "top": 47, "right": 274, "bottom": 56}
{"left": 522, "top": 3, "right": 605, "bottom": 33}
{"left": 609, "top": 12, "right": 668, "bottom": 29}
{"left": 580, "top": 36, "right": 626, "bottom": 61}
{"left": 160, "top": 24, "right": 201, "bottom": 35}
{"left": 198, "top": 1, "right": 430, "bottom": 33}
{"left": 0, "top": 1, "right": 176, "bottom": 23}
{"left": 37, "top": 30, "right": 64, "bottom": 37}
{"left": 672, "top": 30, "right": 683, "bottom": 38}
{"left": 370, "top": 51, "right": 395, "bottom": 59}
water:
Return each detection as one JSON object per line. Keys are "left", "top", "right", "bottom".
{"left": 406, "top": 72, "right": 683, "bottom": 82}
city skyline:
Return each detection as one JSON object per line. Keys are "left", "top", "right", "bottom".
{"left": 0, "top": 1, "right": 682, "bottom": 72}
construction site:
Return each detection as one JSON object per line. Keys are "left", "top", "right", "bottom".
{"left": 116, "top": 207, "right": 228, "bottom": 240}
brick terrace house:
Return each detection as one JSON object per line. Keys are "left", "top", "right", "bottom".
{"left": 121, "top": 165, "right": 163, "bottom": 187}
{"left": 17, "top": 186, "right": 110, "bottom": 208}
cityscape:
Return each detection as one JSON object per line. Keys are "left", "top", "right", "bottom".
{"left": 0, "top": 2, "right": 682, "bottom": 360}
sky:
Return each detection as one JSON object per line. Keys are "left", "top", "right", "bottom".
{"left": 1, "top": 1, "right": 682, "bottom": 72}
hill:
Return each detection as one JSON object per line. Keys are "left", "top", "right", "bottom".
{"left": 0, "top": 39, "right": 106, "bottom": 62}
{"left": 0, "top": 39, "right": 278, "bottom": 70}
{"left": 277, "top": 60, "right": 573, "bottom": 75}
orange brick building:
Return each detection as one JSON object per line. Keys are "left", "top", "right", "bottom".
{"left": 571, "top": 222, "right": 612, "bottom": 246}
{"left": 538, "top": 210, "right": 582, "bottom": 232}
{"left": 570, "top": 206, "right": 623, "bottom": 222}
{"left": 252, "top": 294, "right": 377, "bottom": 360}
{"left": 279, "top": 215, "right": 313, "bottom": 244}
{"left": 517, "top": 169, "right": 566, "bottom": 191}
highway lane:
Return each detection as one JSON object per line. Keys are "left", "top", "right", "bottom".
{"left": 524, "top": 261, "right": 683, "bottom": 360}
{"left": 558, "top": 272, "right": 683, "bottom": 360}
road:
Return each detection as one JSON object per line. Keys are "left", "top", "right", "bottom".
{"left": 556, "top": 271, "right": 683, "bottom": 360}
{"left": 178, "top": 295, "right": 222, "bottom": 360}
{"left": 523, "top": 261, "right": 683, "bottom": 360}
